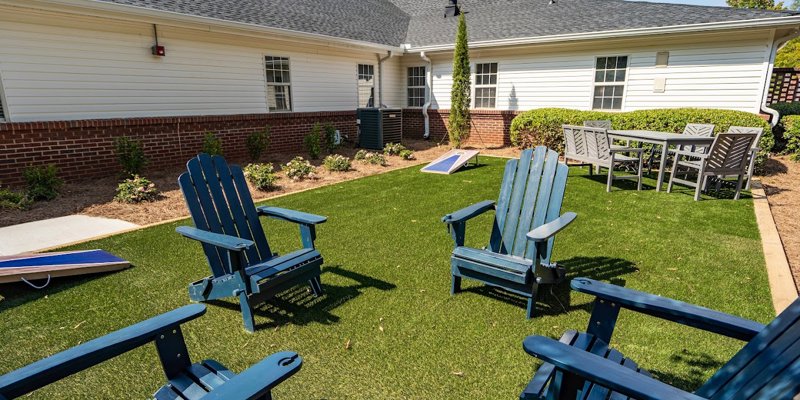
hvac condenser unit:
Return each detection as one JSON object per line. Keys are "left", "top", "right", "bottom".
{"left": 357, "top": 108, "right": 402, "bottom": 150}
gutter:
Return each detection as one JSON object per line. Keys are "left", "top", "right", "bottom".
{"left": 420, "top": 52, "right": 433, "bottom": 139}
{"left": 12, "top": 0, "right": 404, "bottom": 53}
{"left": 761, "top": 29, "right": 800, "bottom": 126}
{"left": 405, "top": 15, "right": 800, "bottom": 53}
{"left": 377, "top": 51, "right": 394, "bottom": 108}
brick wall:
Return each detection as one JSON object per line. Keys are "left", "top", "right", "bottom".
{"left": 0, "top": 112, "right": 356, "bottom": 186}
{"left": 402, "top": 109, "right": 519, "bottom": 147}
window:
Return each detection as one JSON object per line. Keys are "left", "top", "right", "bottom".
{"left": 358, "top": 64, "right": 375, "bottom": 107}
{"left": 407, "top": 66, "right": 426, "bottom": 107}
{"left": 474, "top": 62, "right": 498, "bottom": 108}
{"left": 592, "top": 56, "right": 628, "bottom": 110}
{"left": 265, "top": 56, "right": 292, "bottom": 111}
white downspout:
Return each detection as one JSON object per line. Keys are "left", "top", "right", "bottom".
{"left": 420, "top": 51, "right": 433, "bottom": 139}
{"left": 762, "top": 29, "right": 800, "bottom": 126}
{"left": 377, "top": 51, "right": 393, "bottom": 108}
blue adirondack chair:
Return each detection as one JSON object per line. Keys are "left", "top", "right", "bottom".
{"left": 442, "top": 146, "right": 577, "bottom": 319}
{"left": 521, "top": 278, "right": 800, "bottom": 400}
{"left": 177, "top": 153, "right": 326, "bottom": 332}
{"left": 0, "top": 304, "right": 301, "bottom": 399}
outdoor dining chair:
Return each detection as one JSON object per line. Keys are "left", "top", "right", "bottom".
{"left": 648, "top": 123, "right": 715, "bottom": 174}
{"left": 563, "top": 125, "right": 643, "bottom": 192}
{"left": 667, "top": 131, "right": 757, "bottom": 201}
{"left": 727, "top": 126, "right": 764, "bottom": 191}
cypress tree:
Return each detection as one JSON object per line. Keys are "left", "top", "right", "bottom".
{"left": 448, "top": 13, "right": 471, "bottom": 148}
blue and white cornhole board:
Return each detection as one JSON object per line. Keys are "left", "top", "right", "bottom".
{"left": 0, "top": 249, "right": 130, "bottom": 288}
{"left": 421, "top": 149, "right": 480, "bottom": 174}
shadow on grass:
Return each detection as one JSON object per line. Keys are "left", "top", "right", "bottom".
{"left": 651, "top": 350, "right": 727, "bottom": 390}
{"left": 460, "top": 256, "right": 638, "bottom": 317}
{"left": 575, "top": 171, "right": 657, "bottom": 192}
{"left": 666, "top": 177, "right": 753, "bottom": 201}
{"left": 208, "top": 265, "right": 395, "bottom": 330}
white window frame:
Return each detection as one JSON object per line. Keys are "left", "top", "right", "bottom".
{"left": 0, "top": 71, "right": 7, "bottom": 122}
{"left": 264, "top": 55, "right": 293, "bottom": 112}
{"left": 407, "top": 66, "right": 427, "bottom": 108}
{"left": 473, "top": 62, "right": 498, "bottom": 109}
{"left": 357, "top": 64, "right": 375, "bottom": 108}
{"left": 591, "top": 55, "right": 629, "bottom": 111}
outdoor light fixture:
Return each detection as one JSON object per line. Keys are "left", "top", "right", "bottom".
{"left": 444, "top": 0, "right": 460, "bottom": 18}
{"left": 151, "top": 24, "right": 166, "bottom": 57}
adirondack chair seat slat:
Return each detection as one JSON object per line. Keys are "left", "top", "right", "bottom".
{"left": 444, "top": 147, "right": 575, "bottom": 318}
{"left": 178, "top": 154, "right": 326, "bottom": 332}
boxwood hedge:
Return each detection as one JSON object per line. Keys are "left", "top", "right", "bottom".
{"left": 780, "top": 115, "right": 800, "bottom": 161}
{"left": 509, "top": 108, "right": 773, "bottom": 169}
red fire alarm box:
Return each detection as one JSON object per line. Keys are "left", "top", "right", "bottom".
{"left": 151, "top": 45, "right": 166, "bottom": 57}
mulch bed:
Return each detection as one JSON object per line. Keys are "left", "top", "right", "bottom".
{"left": 759, "top": 156, "right": 800, "bottom": 292}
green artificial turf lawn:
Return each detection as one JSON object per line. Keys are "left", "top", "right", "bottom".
{"left": 0, "top": 156, "right": 773, "bottom": 399}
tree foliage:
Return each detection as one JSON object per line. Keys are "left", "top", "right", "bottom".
{"left": 728, "top": 0, "right": 800, "bottom": 67}
{"left": 448, "top": 13, "right": 471, "bottom": 148}
{"left": 726, "top": 0, "right": 784, "bottom": 9}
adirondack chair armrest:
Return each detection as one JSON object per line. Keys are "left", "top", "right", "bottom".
{"left": 526, "top": 212, "right": 577, "bottom": 242}
{"left": 522, "top": 336, "right": 705, "bottom": 400}
{"left": 0, "top": 305, "right": 206, "bottom": 398}
{"left": 199, "top": 351, "right": 302, "bottom": 400}
{"left": 257, "top": 206, "right": 327, "bottom": 225}
{"left": 442, "top": 200, "right": 496, "bottom": 224}
{"left": 176, "top": 226, "right": 255, "bottom": 252}
{"left": 571, "top": 278, "right": 765, "bottom": 341}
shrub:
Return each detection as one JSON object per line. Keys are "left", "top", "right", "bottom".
{"left": 114, "top": 175, "right": 159, "bottom": 203}
{"left": 304, "top": 124, "right": 322, "bottom": 159}
{"left": 323, "top": 123, "right": 338, "bottom": 153}
{"left": 356, "top": 151, "right": 387, "bottom": 166}
{"left": 23, "top": 164, "right": 62, "bottom": 201}
{"left": 383, "top": 142, "right": 407, "bottom": 156}
{"left": 0, "top": 186, "right": 31, "bottom": 210}
{"left": 202, "top": 132, "right": 223, "bottom": 156}
{"left": 781, "top": 115, "right": 800, "bottom": 161}
{"left": 354, "top": 149, "right": 369, "bottom": 160}
{"left": 113, "top": 136, "right": 147, "bottom": 177}
{"left": 243, "top": 163, "right": 279, "bottom": 191}
{"left": 323, "top": 154, "right": 351, "bottom": 172}
{"left": 398, "top": 149, "right": 416, "bottom": 160}
{"left": 448, "top": 13, "right": 471, "bottom": 148}
{"left": 246, "top": 128, "right": 270, "bottom": 162}
{"left": 283, "top": 156, "right": 316, "bottom": 180}
{"left": 771, "top": 102, "right": 800, "bottom": 118}
{"left": 510, "top": 107, "right": 773, "bottom": 169}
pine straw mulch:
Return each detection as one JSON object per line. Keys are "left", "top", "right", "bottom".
{"left": 758, "top": 156, "right": 800, "bottom": 292}
{"left": 0, "top": 140, "right": 518, "bottom": 228}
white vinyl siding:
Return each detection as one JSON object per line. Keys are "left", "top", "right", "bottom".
{"left": 424, "top": 31, "right": 773, "bottom": 114}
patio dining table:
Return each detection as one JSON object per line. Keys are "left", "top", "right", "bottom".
{"left": 607, "top": 130, "right": 715, "bottom": 192}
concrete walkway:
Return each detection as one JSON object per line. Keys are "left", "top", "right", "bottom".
{"left": 0, "top": 215, "right": 139, "bottom": 256}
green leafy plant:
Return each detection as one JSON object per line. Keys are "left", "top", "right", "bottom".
{"left": 113, "top": 136, "right": 147, "bottom": 177}
{"left": 114, "top": 175, "right": 159, "bottom": 203}
{"left": 323, "top": 123, "right": 338, "bottom": 153}
{"left": 771, "top": 102, "right": 800, "bottom": 118}
{"left": 355, "top": 151, "right": 387, "bottom": 166}
{"left": 202, "top": 132, "right": 223, "bottom": 156}
{"left": 243, "top": 163, "right": 279, "bottom": 191}
{"left": 304, "top": 124, "right": 322, "bottom": 159}
{"left": 398, "top": 149, "right": 416, "bottom": 160}
{"left": 23, "top": 164, "right": 63, "bottom": 201}
{"left": 780, "top": 115, "right": 800, "bottom": 161}
{"left": 246, "top": 128, "right": 270, "bottom": 162}
{"left": 0, "top": 185, "right": 31, "bottom": 210}
{"left": 283, "top": 156, "right": 316, "bottom": 181}
{"left": 510, "top": 107, "right": 774, "bottom": 169}
{"left": 323, "top": 154, "right": 352, "bottom": 172}
{"left": 354, "top": 149, "right": 369, "bottom": 160}
{"left": 383, "top": 142, "right": 408, "bottom": 156}
{"left": 448, "top": 13, "right": 471, "bottom": 148}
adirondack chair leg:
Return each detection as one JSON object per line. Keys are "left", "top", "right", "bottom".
{"left": 734, "top": 174, "right": 744, "bottom": 200}
{"left": 238, "top": 291, "right": 256, "bottom": 333}
{"left": 309, "top": 277, "right": 323, "bottom": 297}
{"left": 694, "top": 167, "right": 706, "bottom": 201}
{"left": 715, "top": 177, "right": 723, "bottom": 194}
{"left": 745, "top": 150, "right": 757, "bottom": 190}
{"left": 451, "top": 273, "right": 462, "bottom": 295}
{"left": 636, "top": 155, "right": 643, "bottom": 191}
{"left": 606, "top": 159, "right": 614, "bottom": 192}
{"left": 526, "top": 283, "right": 539, "bottom": 319}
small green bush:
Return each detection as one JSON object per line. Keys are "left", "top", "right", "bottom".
{"left": 354, "top": 149, "right": 369, "bottom": 161}
{"left": 202, "top": 132, "right": 223, "bottom": 156}
{"left": 510, "top": 107, "right": 773, "bottom": 168}
{"left": 23, "top": 164, "right": 62, "bottom": 201}
{"left": 771, "top": 102, "right": 800, "bottom": 118}
{"left": 283, "top": 156, "right": 316, "bottom": 181}
{"left": 243, "top": 163, "right": 279, "bottom": 191}
{"left": 323, "top": 154, "right": 352, "bottom": 172}
{"left": 246, "top": 128, "right": 270, "bottom": 162}
{"left": 383, "top": 142, "right": 408, "bottom": 156}
{"left": 114, "top": 136, "right": 147, "bottom": 177}
{"left": 304, "top": 124, "right": 322, "bottom": 159}
{"left": 398, "top": 149, "right": 416, "bottom": 160}
{"left": 114, "top": 175, "right": 159, "bottom": 203}
{"left": 356, "top": 151, "right": 387, "bottom": 166}
{"left": 781, "top": 115, "right": 800, "bottom": 161}
{"left": 0, "top": 186, "right": 31, "bottom": 210}
{"left": 323, "top": 123, "right": 338, "bottom": 153}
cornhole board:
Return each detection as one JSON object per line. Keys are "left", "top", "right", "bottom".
{"left": 0, "top": 249, "right": 130, "bottom": 286}
{"left": 421, "top": 149, "right": 480, "bottom": 174}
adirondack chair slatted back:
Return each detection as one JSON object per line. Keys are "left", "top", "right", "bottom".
{"left": 679, "top": 123, "right": 715, "bottom": 153}
{"left": 489, "top": 147, "right": 568, "bottom": 265}
{"left": 179, "top": 154, "right": 271, "bottom": 277}
{"left": 697, "top": 297, "right": 800, "bottom": 400}
{"left": 583, "top": 120, "right": 612, "bottom": 129}
{"left": 704, "top": 133, "right": 757, "bottom": 175}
